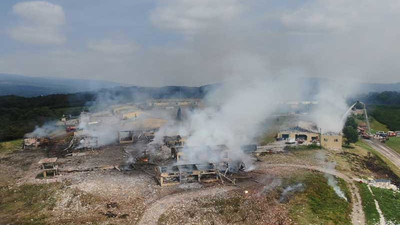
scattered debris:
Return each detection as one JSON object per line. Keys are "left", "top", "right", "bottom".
{"left": 38, "top": 157, "right": 58, "bottom": 177}
{"left": 101, "top": 211, "right": 117, "bottom": 218}
{"left": 106, "top": 202, "right": 119, "bottom": 209}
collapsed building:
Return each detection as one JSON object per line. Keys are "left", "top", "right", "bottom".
{"left": 151, "top": 135, "right": 251, "bottom": 186}
{"left": 23, "top": 125, "right": 67, "bottom": 149}
{"left": 155, "top": 163, "right": 219, "bottom": 186}
{"left": 277, "top": 121, "right": 343, "bottom": 150}
{"left": 277, "top": 127, "right": 319, "bottom": 144}
{"left": 23, "top": 137, "right": 49, "bottom": 149}
{"left": 277, "top": 121, "right": 320, "bottom": 144}
{"left": 118, "top": 130, "right": 155, "bottom": 144}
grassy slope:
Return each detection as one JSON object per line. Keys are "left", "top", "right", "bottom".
{"left": 0, "top": 183, "right": 61, "bottom": 225}
{"left": 356, "top": 141, "right": 400, "bottom": 179}
{"left": 370, "top": 105, "right": 400, "bottom": 131}
{"left": 0, "top": 139, "right": 22, "bottom": 155}
{"left": 369, "top": 117, "right": 389, "bottom": 134}
{"left": 357, "top": 183, "right": 380, "bottom": 225}
{"left": 289, "top": 173, "right": 352, "bottom": 225}
{"left": 372, "top": 187, "right": 400, "bottom": 224}
{"left": 386, "top": 137, "right": 400, "bottom": 154}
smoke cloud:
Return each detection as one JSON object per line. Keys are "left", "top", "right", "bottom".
{"left": 308, "top": 80, "right": 360, "bottom": 133}
{"left": 26, "top": 121, "right": 63, "bottom": 138}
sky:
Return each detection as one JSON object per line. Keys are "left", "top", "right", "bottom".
{"left": 0, "top": 0, "right": 400, "bottom": 86}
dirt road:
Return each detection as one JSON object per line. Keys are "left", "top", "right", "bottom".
{"left": 258, "top": 164, "right": 365, "bottom": 225}
{"left": 138, "top": 186, "right": 236, "bottom": 225}
{"left": 138, "top": 163, "right": 365, "bottom": 225}
{"left": 364, "top": 139, "right": 400, "bottom": 168}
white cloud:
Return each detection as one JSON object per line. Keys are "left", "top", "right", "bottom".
{"left": 2, "top": 1, "right": 400, "bottom": 85}
{"left": 280, "top": 0, "right": 400, "bottom": 33}
{"left": 9, "top": 1, "right": 66, "bottom": 45}
{"left": 150, "top": 0, "right": 244, "bottom": 34}
{"left": 87, "top": 39, "right": 140, "bottom": 55}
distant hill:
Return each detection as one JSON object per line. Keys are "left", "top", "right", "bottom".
{"left": 356, "top": 91, "right": 400, "bottom": 105}
{"left": 0, "top": 73, "right": 121, "bottom": 97}
{"left": 1, "top": 73, "right": 399, "bottom": 98}
{"left": 299, "top": 78, "right": 400, "bottom": 99}
{"left": 0, "top": 84, "right": 217, "bottom": 141}
{"left": 360, "top": 82, "right": 400, "bottom": 93}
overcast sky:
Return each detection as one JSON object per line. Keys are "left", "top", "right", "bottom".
{"left": 0, "top": 0, "right": 399, "bottom": 86}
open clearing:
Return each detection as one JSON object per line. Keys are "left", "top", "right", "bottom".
{"left": 1, "top": 136, "right": 400, "bottom": 225}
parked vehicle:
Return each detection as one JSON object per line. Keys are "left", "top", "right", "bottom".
{"left": 285, "top": 138, "right": 296, "bottom": 144}
{"left": 388, "top": 131, "right": 396, "bottom": 137}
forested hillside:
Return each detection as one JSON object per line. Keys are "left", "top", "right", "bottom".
{"left": 0, "top": 93, "right": 94, "bottom": 141}
{"left": 0, "top": 85, "right": 214, "bottom": 141}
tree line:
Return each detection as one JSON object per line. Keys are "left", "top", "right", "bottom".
{"left": 0, "top": 93, "right": 94, "bottom": 141}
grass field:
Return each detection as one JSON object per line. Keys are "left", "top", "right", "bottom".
{"left": 372, "top": 187, "right": 400, "bottom": 224}
{"left": 386, "top": 137, "right": 400, "bottom": 154}
{"left": 0, "top": 183, "right": 61, "bottom": 225}
{"left": 369, "top": 117, "right": 389, "bottom": 134}
{"left": 357, "top": 183, "right": 380, "bottom": 225}
{"left": 370, "top": 105, "right": 400, "bottom": 131}
{"left": 0, "top": 139, "right": 22, "bottom": 155}
{"left": 288, "top": 173, "right": 352, "bottom": 225}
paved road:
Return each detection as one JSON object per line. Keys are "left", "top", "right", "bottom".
{"left": 364, "top": 139, "right": 400, "bottom": 169}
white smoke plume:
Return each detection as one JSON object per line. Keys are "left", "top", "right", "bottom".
{"left": 77, "top": 112, "right": 121, "bottom": 146}
{"left": 164, "top": 76, "right": 306, "bottom": 168}
{"left": 325, "top": 173, "right": 348, "bottom": 201}
{"left": 26, "top": 121, "right": 64, "bottom": 138}
{"left": 316, "top": 151, "right": 348, "bottom": 201}
{"left": 279, "top": 183, "right": 305, "bottom": 203}
{"left": 309, "top": 80, "right": 360, "bottom": 133}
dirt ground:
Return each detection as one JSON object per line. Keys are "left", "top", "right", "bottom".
{"left": 1, "top": 139, "right": 395, "bottom": 225}
{"left": 0, "top": 143, "right": 181, "bottom": 225}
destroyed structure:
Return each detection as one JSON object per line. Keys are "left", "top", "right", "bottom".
{"left": 277, "top": 121, "right": 343, "bottom": 150}
{"left": 155, "top": 163, "right": 220, "bottom": 186}
{"left": 23, "top": 137, "right": 49, "bottom": 149}
{"left": 38, "top": 157, "right": 58, "bottom": 177}
{"left": 24, "top": 99, "right": 350, "bottom": 188}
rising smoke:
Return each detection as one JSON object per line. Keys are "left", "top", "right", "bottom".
{"left": 26, "top": 121, "right": 63, "bottom": 138}
{"left": 316, "top": 151, "right": 348, "bottom": 201}
{"left": 156, "top": 76, "right": 305, "bottom": 168}
{"left": 308, "top": 80, "right": 360, "bottom": 133}
{"left": 279, "top": 183, "right": 305, "bottom": 203}
{"left": 25, "top": 0, "right": 366, "bottom": 171}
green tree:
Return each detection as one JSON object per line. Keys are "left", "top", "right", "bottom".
{"left": 344, "top": 117, "right": 358, "bottom": 130}
{"left": 354, "top": 101, "right": 364, "bottom": 109}
{"left": 343, "top": 126, "right": 358, "bottom": 145}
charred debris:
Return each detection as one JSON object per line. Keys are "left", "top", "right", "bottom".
{"left": 24, "top": 99, "right": 265, "bottom": 185}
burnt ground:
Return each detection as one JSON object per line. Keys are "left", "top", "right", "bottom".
{"left": 337, "top": 151, "right": 400, "bottom": 186}
{"left": 1, "top": 140, "right": 397, "bottom": 225}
